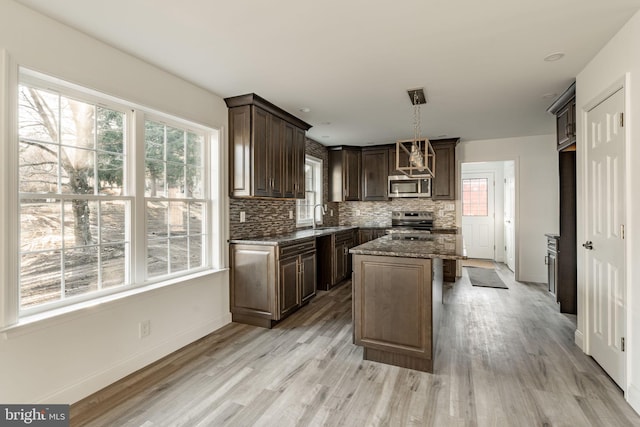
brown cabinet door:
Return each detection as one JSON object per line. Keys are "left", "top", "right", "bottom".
{"left": 279, "top": 256, "right": 299, "bottom": 317}
{"left": 300, "top": 251, "right": 316, "bottom": 303}
{"left": 388, "top": 146, "right": 410, "bottom": 176}
{"left": 359, "top": 229, "right": 373, "bottom": 244}
{"left": 432, "top": 140, "right": 456, "bottom": 200}
{"left": 361, "top": 148, "right": 389, "bottom": 201}
{"left": 228, "top": 106, "right": 251, "bottom": 197}
{"left": 252, "top": 107, "right": 270, "bottom": 197}
{"left": 334, "top": 242, "right": 346, "bottom": 284}
{"left": 556, "top": 99, "right": 576, "bottom": 150}
{"left": 344, "top": 149, "right": 361, "bottom": 201}
{"left": 268, "top": 114, "right": 283, "bottom": 198}
{"left": 294, "top": 128, "right": 306, "bottom": 198}
{"left": 282, "top": 122, "right": 296, "bottom": 198}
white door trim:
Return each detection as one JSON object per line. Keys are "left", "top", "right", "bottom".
{"left": 577, "top": 74, "right": 629, "bottom": 393}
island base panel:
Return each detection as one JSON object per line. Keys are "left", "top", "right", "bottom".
{"left": 364, "top": 348, "right": 433, "bottom": 373}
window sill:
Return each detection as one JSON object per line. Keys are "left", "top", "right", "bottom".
{"left": 0, "top": 267, "right": 229, "bottom": 340}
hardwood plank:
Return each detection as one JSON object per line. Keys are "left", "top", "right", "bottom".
{"left": 71, "top": 265, "right": 640, "bottom": 427}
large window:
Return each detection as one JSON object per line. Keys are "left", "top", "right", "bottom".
{"left": 296, "top": 156, "right": 323, "bottom": 227}
{"left": 16, "top": 69, "right": 216, "bottom": 316}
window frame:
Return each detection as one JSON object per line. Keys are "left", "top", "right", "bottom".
{"left": 296, "top": 155, "right": 323, "bottom": 227}
{"left": 7, "top": 66, "right": 220, "bottom": 321}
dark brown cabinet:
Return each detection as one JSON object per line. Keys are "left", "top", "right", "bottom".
{"left": 388, "top": 145, "right": 410, "bottom": 176}
{"left": 431, "top": 138, "right": 458, "bottom": 200}
{"left": 317, "top": 229, "right": 357, "bottom": 290}
{"left": 548, "top": 83, "right": 576, "bottom": 151}
{"left": 230, "top": 238, "right": 316, "bottom": 328}
{"left": 225, "top": 93, "right": 311, "bottom": 199}
{"left": 358, "top": 228, "right": 387, "bottom": 244}
{"left": 547, "top": 83, "right": 577, "bottom": 314}
{"left": 442, "top": 259, "right": 456, "bottom": 283}
{"left": 329, "top": 146, "right": 361, "bottom": 202}
{"left": 361, "top": 147, "right": 389, "bottom": 201}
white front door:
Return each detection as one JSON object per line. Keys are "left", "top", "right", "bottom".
{"left": 585, "top": 87, "right": 626, "bottom": 388}
{"left": 461, "top": 172, "right": 495, "bottom": 259}
{"left": 504, "top": 162, "right": 516, "bottom": 272}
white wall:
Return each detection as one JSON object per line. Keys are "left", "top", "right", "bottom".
{"left": 457, "top": 135, "right": 558, "bottom": 283}
{"left": 0, "top": 0, "right": 230, "bottom": 404}
{"left": 576, "top": 9, "right": 640, "bottom": 413}
{"left": 461, "top": 161, "right": 506, "bottom": 262}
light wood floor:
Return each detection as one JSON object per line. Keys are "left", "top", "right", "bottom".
{"left": 71, "top": 264, "right": 640, "bottom": 426}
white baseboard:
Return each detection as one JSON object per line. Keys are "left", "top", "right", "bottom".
{"left": 39, "top": 312, "right": 231, "bottom": 404}
{"left": 627, "top": 383, "right": 640, "bottom": 416}
{"left": 574, "top": 328, "right": 585, "bottom": 351}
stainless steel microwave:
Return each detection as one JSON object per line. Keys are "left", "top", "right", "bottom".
{"left": 388, "top": 175, "right": 431, "bottom": 198}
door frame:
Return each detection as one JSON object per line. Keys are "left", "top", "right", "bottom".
{"left": 577, "top": 75, "right": 629, "bottom": 393}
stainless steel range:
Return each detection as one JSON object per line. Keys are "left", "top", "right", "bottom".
{"left": 390, "top": 211, "right": 434, "bottom": 232}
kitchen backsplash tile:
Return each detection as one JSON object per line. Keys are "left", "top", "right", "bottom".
{"left": 339, "top": 199, "right": 456, "bottom": 229}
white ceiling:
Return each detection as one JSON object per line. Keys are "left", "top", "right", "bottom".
{"left": 15, "top": 0, "right": 640, "bottom": 145}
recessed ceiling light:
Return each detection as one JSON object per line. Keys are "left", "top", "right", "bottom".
{"left": 320, "top": 121, "right": 331, "bottom": 125}
{"left": 299, "top": 107, "right": 311, "bottom": 113}
{"left": 322, "top": 135, "right": 330, "bottom": 138}
{"left": 437, "top": 134, "right": 448, "bottom": 138}
{"left": 544, "top": 52, "right": 565, "bottom": 62}
{"left": 542, "top": 92, "right": 558, "bottom": 99}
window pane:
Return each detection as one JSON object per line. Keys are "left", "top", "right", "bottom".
{"left": 64, "top": 246, "right": 99, "bottom": 298}
{"left": 167, "top": 162, "right": 185, "bottom": 196}
{"left": 19, "top": 141, "right": 59, "bottom": 193}
{"left": 189, "top": 203, "right": 203, "bottom": 235}
{"left": 145, "top": 160, "right": 166, "bottom": 197}
{"left": 166, "top": 126, "right": 185, "bottom": 164}
{"left": 186, "top": 132, "right": 203, "bottom": 167}
{"left": 462, "top": 178, "right": 488, "bottom": 216}
{"left": 169, "top": 201, "right": 187, "bottom": 237}
{"left": 186, "top": 166, "right": 203, "bottom": 198}
{"left": 102, "top": 243, "right": 127, "bottom": 288}
{"left": 60, "top": 146, "right": 96, "bottom": 194}
{"left": 63, "top": 200, "right": 98, "bottom": 247}
{"left": 101, "top": 201, "right": 126, "bottom": 243}
{"left": 189, "top": 236, "right": 203, "bottom": 269}
{"left": 20, "top": 250, "right": 62, "bottom": 309}
{"left": 97, "top": 152, "right": 124, "bottom": 195}
{"left": 60, "top": 97, "right": 95, "bottom": 149}
{"left": 170, "top": 237, "right": 189, "bottom": 273}
{"left": 21, "top": 200, "right": 62, "bottom": 251}
{"left": 147, "top": 201, "right": 168, "bottom": 238}
{"left": 147, "top": 239, "right": 168, "bottom": 278}
{"left": 96, "top": 107, "right": 124, "bottom": 154}
{"left": 18, "top": 86, "right": 59, "bottom": 143}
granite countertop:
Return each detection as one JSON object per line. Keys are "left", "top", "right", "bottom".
{"left": 229, "top": 226, "right": 358, "bottom": 246}
{"left": 349, "top": 233, "right": 466, "bottom": 260}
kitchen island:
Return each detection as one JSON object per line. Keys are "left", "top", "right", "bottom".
{"left": 349, "top": 233, "right": 465, "bottom": 372}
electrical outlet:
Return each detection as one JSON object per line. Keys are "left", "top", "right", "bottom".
{"left": 355, "top": 209, "right": 361, "bottom": 216}
{"left": 139, "top": 320, "right": 151, "bottom": 339}
{"left": 446, "top": 203, "right": 455, "bottom": 211}
{"left": 289, "top": 210, "right": 294, "bottom": 219}
{"left": 330, "top": 209, "right": 334, "bottom": 217}
{"left": 240, "top": 211, "right": 246, "bottom": 223}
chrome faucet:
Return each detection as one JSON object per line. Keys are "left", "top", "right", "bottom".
{"left": 312, "top": 204, "right": 327, "bottom": 229}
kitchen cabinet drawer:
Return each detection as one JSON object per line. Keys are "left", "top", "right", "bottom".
{"left": 280, "top": 239, "right": 315, "bottom": 258}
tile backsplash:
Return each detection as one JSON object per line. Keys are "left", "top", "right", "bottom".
{"left": 339, "top": 199, "right": 457, "bottom": 229}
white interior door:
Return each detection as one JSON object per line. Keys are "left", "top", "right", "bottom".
{"left": 504, "top": 162, "right": 515, "bottom": 272}
{"left": 461, "top": 172, "right": 495, "bottom": 259}
{"left": 585, "top": 87, "right": 626, "bottom": 388}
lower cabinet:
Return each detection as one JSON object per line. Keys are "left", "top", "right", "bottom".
{"left": 358, "top": 228, "right": 388, "bottom": 244}
{"left": 230, "top": 239, "right": 316, "bottom": 328}
{"left": 317, "top": 229, "right": 357, "bottom": 290}
{"left": 442, "top": 259, "right": 456, "bottom": 283}
{"left": 545, "top": 235, "right": 559, "bottom": 298}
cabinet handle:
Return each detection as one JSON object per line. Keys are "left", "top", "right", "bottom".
{"left": 545, "top": 255, "right": 548, "bottom": 265}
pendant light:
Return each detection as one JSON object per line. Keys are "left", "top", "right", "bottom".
{"left": 395, "top": 88, "right": 435, "bottom": 178}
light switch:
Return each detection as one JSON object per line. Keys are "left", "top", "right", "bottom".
{"left": 240, "top": 211, "right": 246, "bottom": 223}
{"left": 289, "top": 210, "right": 294, "bottom": 219}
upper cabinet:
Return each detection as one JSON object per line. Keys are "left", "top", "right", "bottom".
{"left": 547, "top": 82, "right": 576, "bottom": 151}
{"left": 431, "top": 138, "right": 459, "bottom": 200}
{"left": 225, "top": 94, "right": 312, "bottom": 199}
{"left": 361, "top": 147, "right": 389, "bottom": 201}
{"left": 329, "top": 146, "right": 361, "bottom": 202}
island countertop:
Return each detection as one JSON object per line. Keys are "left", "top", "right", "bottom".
{"left": 349, "top": 233, "right": 466, "bottom": 260}
{"left": 229, "top": 226, "right": 358, "bottom": 246}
